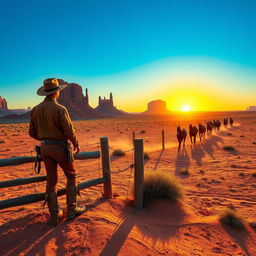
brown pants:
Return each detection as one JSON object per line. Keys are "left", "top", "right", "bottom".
{"left": 41, "top": 144, "right": 77, "bottom": 193}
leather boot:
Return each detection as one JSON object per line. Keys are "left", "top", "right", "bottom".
{"left": 66, "top": 185, "right": 86, "bottom": 220}
{"left": 46, "top": 192, "right": 63, "bottom": 226}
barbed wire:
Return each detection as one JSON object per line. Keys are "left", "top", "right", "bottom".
{"left": 79, "top": 142, "right": 100, "bottom": 148}
{"left": 108, "top": 145, "right": 134, "bottom": 153}
{"left": 111, "top": 163, "right": 134, "bottom": 174}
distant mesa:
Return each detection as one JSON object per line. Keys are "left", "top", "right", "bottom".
{"left": 58, "top": 80, "right": 104, "bottom": 119}
{"left": 0, "top": 96, "right": 15, "bottom": 117}
{"left": 94, "top": 93, "right": 125, "bottom": 117}
{"left": 246, "top": 106, "right": 256, "bottom": 111}
{"left": 0, "top": 79, "right": 127, "bottom": 122}
{"left": 0, "top": 96, "right": 8, "bottom": 109}
{"left": 143, "top": 99, "right": 170, "bottom": 115}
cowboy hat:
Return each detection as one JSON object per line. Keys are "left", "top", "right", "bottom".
{"left": 37, "top": 78, "right": 67, "bottom": 96}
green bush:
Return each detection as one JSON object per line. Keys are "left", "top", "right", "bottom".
{"left": 219, "top": 208, "right": 245, "bottom": 229}
{"left": 112, "top": 149, "right": 126, "bottom": 157}
{"left": 223, "top": 145, "right": 235, "bottom": 151}
{"left": 143, "top": 171, "right": 184, "bottom": 203}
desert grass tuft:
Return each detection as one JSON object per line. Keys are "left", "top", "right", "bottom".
{"left": 0, "top": 139, "right": 6, "bottom": 144}
{"left": 251, "top": 172, "right": 256, "bottom": 178}
{"left": 140, "top": 130, "right": 146, "bottom": 134}
{"left": 223, "top": 145, "right": 235, "bottom": 151}
{"left": 249, "top": 222, "right": 256, "bottom": 229}
{"left": 143, "top": 171, "right": 184, "bottom": 203}
{"left": 180, "top": 169, "right": 189, "bottom": 175}
{"left": 112, "top": 149, "right": 126, "bottom": 157}
{"left": 144, "top": 152, "right": 150, "bottom": 160}
{"left": 218, "top": 208, "right": 245, "bottom": 229}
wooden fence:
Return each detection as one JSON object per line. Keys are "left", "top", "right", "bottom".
{"left": 0, "top": 136, "right": 146, "bottom": 210}
{"left": 0, "top": 137, "right": 112, "bottom": 210}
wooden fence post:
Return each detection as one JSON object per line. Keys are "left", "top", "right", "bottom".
{"left": 134, "top": 138, "right": 144, "bottom": 209}
{"left": 100, "top": 137, "right": 113, "bottom": 198}
{"left": 162, "top": 130, "right": 165, "bottom": 150}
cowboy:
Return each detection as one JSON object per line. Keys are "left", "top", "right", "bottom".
{"left": 29, "top": 78, "right": 86, "bottom": 226}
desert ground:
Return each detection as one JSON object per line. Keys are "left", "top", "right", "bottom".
{"left": 0, "top": 111, "right": 256, "bottom": 256}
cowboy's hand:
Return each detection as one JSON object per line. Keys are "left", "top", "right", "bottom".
{"left": 73, "top": 144, "right": 80, "bottom": 155}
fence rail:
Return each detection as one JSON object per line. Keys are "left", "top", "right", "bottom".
{"left": 0, "top": 137, "right": 112, "bottom": 210}
{"left": 0, "top": 151, "right": 100, "bottom": 167}
{"left": 0, "top": 177, "right": 106, "bottom": 210}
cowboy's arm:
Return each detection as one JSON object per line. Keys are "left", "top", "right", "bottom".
{"left": 59, "top": 107, "right": 79, "bottom": 148}
{"left": 29, "top": 109, "right": 40, "bottom": 141}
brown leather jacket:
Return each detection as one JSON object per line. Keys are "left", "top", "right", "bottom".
{"left": 29, "top": 97, "right": 78, "bottom": 147}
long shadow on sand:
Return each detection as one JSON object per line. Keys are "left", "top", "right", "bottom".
{"left": 175, "top": 147, "right": 190, "bottom": 176}
{"left": 201, "top": 135, "right": 224, "bottom": 159}
{"left": 221, "top": 224, "right": 254, "bottom": 256}
{"left": 190, "top": 144, "right": 205, "bottom": 167}
{"left": 0, "top": 199, "right": 107, "bottom": 256}
{"left": 152, "top": 150, "right": 164, "bottom": 170}
{"left": 99, "top": 200, "right": 190, "bottom": 256}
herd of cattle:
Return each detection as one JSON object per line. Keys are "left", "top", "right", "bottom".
{"left": 176, "top": 117, "right": 234, "bottom": 149}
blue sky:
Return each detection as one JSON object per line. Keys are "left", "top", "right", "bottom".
{"left": 0, "top": 0, "right": 255, "bottom": 111}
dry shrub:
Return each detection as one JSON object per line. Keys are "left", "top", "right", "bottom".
{"left": 219, "top": 208, "right": 245, "bottom": 229}
{"left": 143, "top": 171, "right": 184, "bottom": 203}
{"left": 180, "top": 168, "right": 189, "bottom": 175}
{"left": 144, "top": 152, "right": 150, "bottom": 160}
{"left": 140, "top": 130, "right": 146, "bottom": 134}
{"left": 112, "top": 149, "right": 126, "bottom": 157}
{"left": 251, "top": 172, "right": 256, "bottom": 178}
{"left": 0, "top": 139, "right": 6, "bottom": 144}
{"left": 223, "top": 145, "right": 235, "bottom": 151}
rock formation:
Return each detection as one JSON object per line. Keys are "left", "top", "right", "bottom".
{"left": 95, "top": 93, "right": 125, "bottom": 117}
{"left": 246, "top": 106, "right": 256, "bottom": 111}
{"left": 143, "top": 99, "right": 170, "bottom": 115}
{"left": 0, "top": 96, "right": 8, "bottom": 109}
{"left": 0, "top": 96, "right": 14, "bottom": 117}
{"left": 58, "top": 80, "right": 104, "bottom": 119}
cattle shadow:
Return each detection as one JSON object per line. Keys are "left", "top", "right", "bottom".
{"left": 175, "top": 147, "right": 190, "bottom": 176}
{"left": 201, "top": 135, "right": 224, "bottom": 159}
{"left": 190, "top": 144, "right": 205, "bottom": 167}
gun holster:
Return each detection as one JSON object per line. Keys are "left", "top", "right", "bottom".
{"left": 34, "top": 145, "right": 42, "bottom": 174}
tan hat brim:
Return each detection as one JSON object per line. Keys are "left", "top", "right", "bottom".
{"left": 37, "top": 84, "right": 67, "bottom": 96}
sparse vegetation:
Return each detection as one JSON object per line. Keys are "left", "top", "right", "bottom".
{"left": 180, "top": 169, "right": 189, "bottom": 175}
{"left": 112, "top": 149, "right": 126, "bottom": 157}
{"left": 0, "top": 139, "right": 6, "bottom": 144}
{"left": 142, "top": 171, "right": 184, "bottom": 203}
{"left": 227, "top": 132, "right": 233, "bottom": 136}
{"left": 249, "top": 222, "right": 256, "bottom": 229}
{"left": 251, "top": 172, "right": 256, "bottom": 178}
{"left": 223, "top": 145, "right": 235, "bottom": 151}
{"left": 144, "top": 152, "right": 150, "bottom": 160}
{"left": 140, "top": 130, "right": 146, "bottom": 134}
{"left": 218, "top": 208, "right": 245, "bottom": 229}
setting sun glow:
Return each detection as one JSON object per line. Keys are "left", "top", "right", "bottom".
{"left": 182, "top": 105, "right": 191, "bottom": 112}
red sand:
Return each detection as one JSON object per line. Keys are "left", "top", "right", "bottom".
{"left": 0, "top": 112, "right": 256, "bottom": 255}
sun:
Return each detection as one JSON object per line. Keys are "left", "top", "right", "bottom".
{"left": 181, "top": 105, "right": 191, "bottom": 112}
